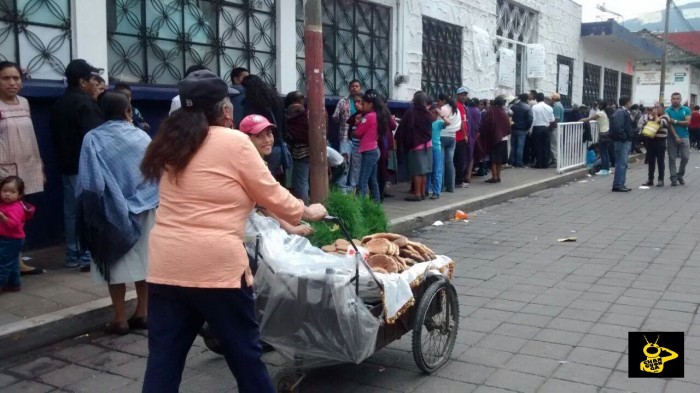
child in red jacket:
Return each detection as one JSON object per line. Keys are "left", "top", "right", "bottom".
{"left": 0, "top": 176, "right": 35, "bottom": 292}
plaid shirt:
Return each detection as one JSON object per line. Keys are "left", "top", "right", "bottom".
{"left": 332, "top": 96, "right": 352, "bottom": 141}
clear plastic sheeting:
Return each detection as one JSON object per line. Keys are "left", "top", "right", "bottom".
{"left": 246, "top": 213, "right": 380, "bottom": 366}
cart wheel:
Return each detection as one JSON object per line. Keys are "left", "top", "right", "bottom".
{"left": 412, "top": 279, "right": 459, "bottom": 374}
{"left": 199, "top": 323, "right": 224, "bottom": 355}
{"left": 273, "top": 371, "right": 300, "bottom": 393}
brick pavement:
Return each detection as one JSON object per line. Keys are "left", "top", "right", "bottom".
{"left": 3, "top": 153, "right": 700, "bottom": 392}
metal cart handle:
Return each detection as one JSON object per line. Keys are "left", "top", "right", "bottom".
{"left": 323, "top": 216, "right": 384, "bottom": 294}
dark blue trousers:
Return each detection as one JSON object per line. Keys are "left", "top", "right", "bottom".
{"left": 532, "top": 126, "right": 551, "bottom": 168}
{"left": 0, "top": 237, "right": 23, "bottom": 288}
{"left": 142, "top": 283, "right": 274, "bottom": 393}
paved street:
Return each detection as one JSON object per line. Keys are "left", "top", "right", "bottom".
{"left": 3, "top": 154, "right": 700, "bottom": 392}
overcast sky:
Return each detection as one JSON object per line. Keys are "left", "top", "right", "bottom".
{"left": 574, "top": 0, "right": 697, "bottom": 22}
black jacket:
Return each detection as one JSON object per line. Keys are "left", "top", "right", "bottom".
{"left": 510, "top": 101, "right": 534, "bottom": 130}
{"left": 610, "top": 108, "right": 633, "bottom": 142}
{"left": 50, "top": 87, "right": 104, "bottom": 174}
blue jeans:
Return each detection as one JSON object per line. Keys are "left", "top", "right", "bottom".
{"left": 292, "top": 158, "right": 309, "bottom": 204}
{"left": 358, "top": 148, "right": 380, "bottom": 202}
{"left": 426, "top": 148, "right": 443, "bottom": 195}
{"left": 0, "top": 237, "right": 23, "bottom": 288}
{"left": 347, "top": 140, "right": 362, "bottom": 192}
{"left": 509, "top": 129, "right": 528, "bottom": 166}
{"left": 613, "top": 141, "right": 631, "bottom": 188}
{"left": 143, "top": 283, "right": 274, "bottom": 393}
{"left": 62, "top": 175, "right": 91, "bottom": 266}
{"left": 441, "top": 137, "right": 456, "bottom": 192}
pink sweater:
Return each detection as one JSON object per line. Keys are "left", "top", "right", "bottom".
{"left": 0, "top": 201, "right": 34, "bottom": 239}
{"left": 147, "top": 127, "right": 305, "bottom": 289}
{"left": 354, "top": 112, "right": 379, "bottom": 153}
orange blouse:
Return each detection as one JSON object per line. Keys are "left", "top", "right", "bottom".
{"left": 147, "top": 126, "right": 304, "bottom": 288}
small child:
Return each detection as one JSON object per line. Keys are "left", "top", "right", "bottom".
{"left": 113, "top": 83, "right": 151, "bottom": 132}
{"left": 0, "top": 176, "right": 35, "bottom": 293}
{"left": 426, "top": 104, "right": 449, "bottom": 199}
{"left": 586, "top": 143, "right": 601, "bottom": 175}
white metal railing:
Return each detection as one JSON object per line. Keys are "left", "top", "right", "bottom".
{"left": 556, "top": 121, "right": 599, "bottom": 174}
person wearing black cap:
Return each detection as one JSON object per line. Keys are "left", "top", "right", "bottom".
{"left": 168, "top": 64, "right": 208, "bottom": 115}
{"left": 140, "top": 70, "right": 327, "bottom": 392}
{"left": 50, "top": 59, "right": 104, "bottom": 271}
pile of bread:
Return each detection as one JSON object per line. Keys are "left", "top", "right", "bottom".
{"left": 321, "top": 233, "right": 437, "bottom": 274}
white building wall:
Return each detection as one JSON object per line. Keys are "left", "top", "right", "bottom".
{"left": 72, "top": 0, "right": 109, "bottom": 76}
{"left": 634, "top": 63, "right": 696, "bottom": 106}
{"left": 393, "top": 0, "right": 583, "bottom": 101}
{"left": 578, "top": 39, "right": 633, "bottom": 103}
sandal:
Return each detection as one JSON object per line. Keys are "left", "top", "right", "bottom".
{"left": 485, "top": 178, "right": 499, "bottom": 183}
{"left": 404, "top": 195, "right": 422, "bottom": 202}
{"left": 20, "top": 267, "right": 46, "bottom": 276}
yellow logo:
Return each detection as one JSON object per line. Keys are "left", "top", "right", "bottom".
{"left": 640, "top": 335, "right": 678, "bottom": 374}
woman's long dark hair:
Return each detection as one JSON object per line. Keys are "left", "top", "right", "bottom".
{"left": 141, "top": 100, "right": 228, "bottom": 181}
{"left": 242, "top": 74, "right": 280, "bottom": 112}
{"left": 363, "top": 90, "right": 391, "bottom": 140}
{"left": 438, "top": 93, "right": 457, "bottom": 115}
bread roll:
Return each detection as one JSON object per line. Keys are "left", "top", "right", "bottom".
{"left": 368, "top": 254, "right": 399, "bottom": 273}
{"left": 365, "top": 238, "right": 391, "bottom": 255}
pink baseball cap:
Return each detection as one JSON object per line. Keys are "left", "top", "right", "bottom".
{"left": 239, "top": 114, "right": 276, "bottom": 135}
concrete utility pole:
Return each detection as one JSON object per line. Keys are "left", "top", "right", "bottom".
{"left": 659, "top": 0, "right": 672, "bottom": 105}
{"left": 304, "top": 0, "right": 329, "bottom": 204}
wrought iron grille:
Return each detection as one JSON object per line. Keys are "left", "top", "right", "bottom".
{"left": 582, "top": 62, "right": 601, "bottom": 107}
{"left": 620, "top": 73, "right": 632, "bottom": 100}
{"left": 421, "top": 17, "right": 462, "bottom": 99}
{"left": 0, "top": 0, "right": 71, "bottom": 80}
{"left": 603, "top": 68, "right": 619, "bottom": 105}
{"left": 295, "top": 0, "right": 391, "bottom": 97}
{"left": 556, "top": 55, "right": 574, "bottom": 108}
{"left": 496, "top": 0, "right": 537, "bottom": 43}
{"left": 107, "top": 0, "right": 276, "bottom": 86}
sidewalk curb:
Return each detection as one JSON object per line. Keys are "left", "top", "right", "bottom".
{"left": 0, "top": 291, "right": 136, "bottom": 359}
{"left": 389, "top": 168, "right": 590, "bottom": 234}
{"left": 0, "top": 158, "right": 641, "bottom": 360}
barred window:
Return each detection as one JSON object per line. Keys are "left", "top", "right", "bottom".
{"left": 556, "top": 55, "right": 574, "bottom": 108}
{"left": 107, "top": 0, "right": 276, "bottom": 86}
{"left": 582, "top": 63, "right": 601, "bottom": 107}
{"left": 0, "top": 0, "right": 71, "bottom": 80}
{"left": 296, "top": 0, "right": 391, "bottom": 97}
{"left": 620, "top": 73, "right": 632, "bottom": 99}
{"left": 603, "top": 68, "right": 619, "bottom": 105}
{"left": 422, "top": 17, "right": 462, "bottom": 99}
{"left": 494, "top": 0, "right": 538, "bottom": 94}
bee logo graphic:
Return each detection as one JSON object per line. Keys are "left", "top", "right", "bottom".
{"left": 640, "top": 335, "right": 678, "bottom": 374}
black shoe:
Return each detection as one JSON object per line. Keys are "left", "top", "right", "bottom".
{"left": 612, "top": 187, "right": 631, "bottom": 192}
{"left": 127, "top": 317, "right": 148, "bottom": 330}
{"left": 656, "top": 180, "right": 664, "bottom": 187}
{"left": 80, "top": 265, "right": 91, "bottom": 273}
{"left": 678, "top": 177, "right": 685, "bottom": 185}
{"left": 671, "top": 180, "right": 678, "bottom": 186}
{"left": 642, "top": 180, "right": 654, "bottom": 186}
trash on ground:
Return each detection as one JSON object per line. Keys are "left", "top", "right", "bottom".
{"left": 454, "top": 210, "right": 469, "bottom": 220}
{"left": 559, "top": 360, "right": 568, "bottom": 364}
{"left": 570, "top": 230, "right": 576, "bottom": 233}
{"left": 22, "top": 256, "right": 32, "bottom": 260}
{"left": 639, "top": 186, "right": 650, "bottom": 189}
{"left": 432, "top": 221, "right": 444, "bottom": 226}
{"left": 557, "top": 237, "right": 577, "bottom": 242}
{"left": 578, "top": 180, "right": 588, "bottom": 183}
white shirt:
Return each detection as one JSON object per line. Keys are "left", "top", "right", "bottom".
{"left": 440, "top": 104, "right": 462, "bottom": 137}
{"left": 326, "top": 146, "right": 344, "bottom": 167}
{"left": 532, "top": 102, "right": 555, "bottom": 127}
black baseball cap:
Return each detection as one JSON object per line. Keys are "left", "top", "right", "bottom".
{"left": 178, "top": 70, "right": 230, "bottom": 110}
{"left": 64, "top": 59, "right": 103, "bottom": 84}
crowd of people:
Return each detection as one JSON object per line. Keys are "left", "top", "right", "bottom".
{"left": 2, "top": 55, "right": 700, "bottom": 391}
